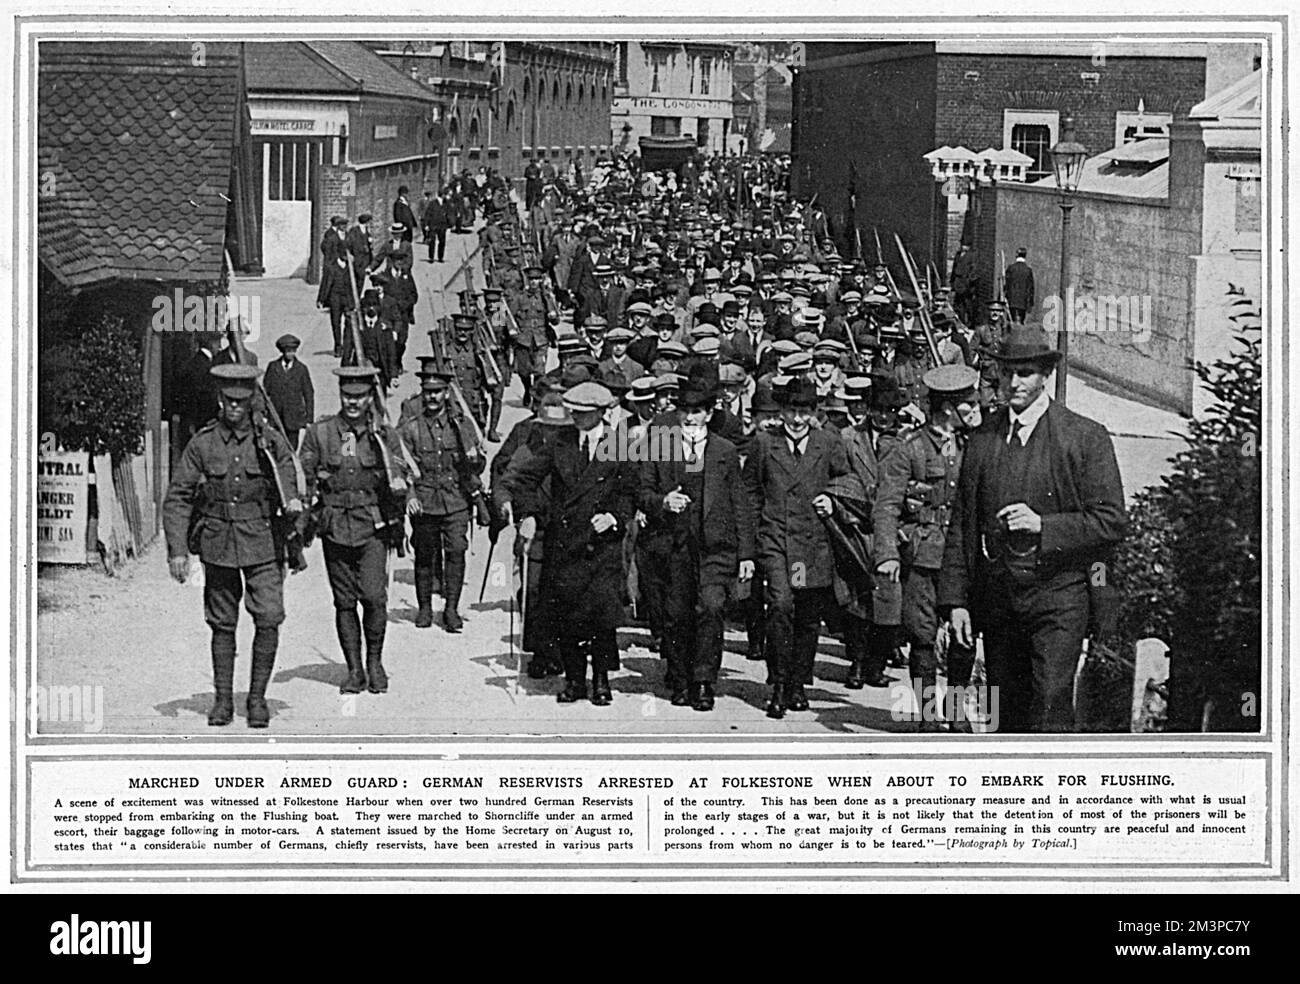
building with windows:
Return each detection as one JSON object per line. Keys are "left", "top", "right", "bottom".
{"left": 245, "top": 40, "right": 440, "bottom": 279}
{"left": 611, "top": 42, "right": 736, "bottom": 156}
{"left": 792, "top": 41, "right": 1212, "bottom": 270}
{"left": 366, "top": 41, "right": 615, "bottom": 191}
{"left": 732, "top": 43, "right": 793, "bottom": 155}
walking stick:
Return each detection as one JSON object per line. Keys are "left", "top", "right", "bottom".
{"left": 517, "top": 540, "right": 530, "bottom": 699}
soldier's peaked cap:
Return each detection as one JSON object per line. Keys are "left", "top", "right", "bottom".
{"left": 922, "top": 363, "right": 979, "bottom": 396}
{"left": 333, "top": 366, "right": 379, "bottom": 393}
{"left": 211, "top": 363, "right": 259, "bottom": 396}
{"left": 452, "top": 313, "right": 477, "bottom": 328}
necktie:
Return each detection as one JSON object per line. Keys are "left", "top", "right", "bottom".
{"left": 1009, "top": 419, "right": 1024, "bottom": 449}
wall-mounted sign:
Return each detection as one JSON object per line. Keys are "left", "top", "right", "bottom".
{"left": 1228, "top": 163, "right": 1261, "bottom": 179}
{"left": 619, "top": 96, "right": 730, "bottom": 116}
{"left": 373, "top": 124, "right": 399, "bottom": 140}
{"left": 251, "top": 118, "right": 317, "bottom": 133}
{"left": 37, "top": 448, "right": 89, "bottom": 564}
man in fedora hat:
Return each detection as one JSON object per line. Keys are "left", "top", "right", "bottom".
{"left": 743, "top": 376, "right": 851, "bottom": 719}
{"left": 1003, "top": 247, "right": 1034, "bottom": 324}
{"left": 639, "top": 378, "right": 755, "bottom": 710}
{"left": 495, "top": 381, "right": 638, "bottom": 705}
{"left": 317, "top": 215, "right": 354, "bottom": 359}
{"left": 939, "top": 326, "right": 1127, "bottom": 732}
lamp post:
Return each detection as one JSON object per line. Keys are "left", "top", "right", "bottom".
{"left": 1049, "top": 114, "right": 1087, "bottom": 404}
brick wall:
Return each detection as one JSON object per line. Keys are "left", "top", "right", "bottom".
{"left": 796, "top": 51, "right": 939, "bottom": 265}
{"left": 935, "top": 53, "right": 1207, "bottom": 156}
{"left": 988, "top": 182, "right": 1199, "bottom": 413}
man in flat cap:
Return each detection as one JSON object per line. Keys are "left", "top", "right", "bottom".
{"left": 263, "top": 334, "right": 314, "bottom": 450}
{"left": 496, "top": 381, "right": 638, "bottom": 705}
{"left": 300, "top": 366, "right": 411, "bottom": 695}
{"left": 399, "top": 362, "right": 490, "bottom": 632}
{"left": 939, "top": 327, "right": 1126, "bottom": 732}
{"left": 163, "top": 364, "right": 302, "bottom": 728}
{"left": 874, "top": 364, "right": 983, "bottom": 731}
{"left": 743, "top": 376, "right": 851, "bottom": 719}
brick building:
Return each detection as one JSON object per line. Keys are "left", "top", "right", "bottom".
{"left": 245, "top": 41, "right": 440, "bottom": 279}
{"left": 611, "top": 42, "right": 736, "bottom": 156}
{"left": 366, "top": 41, "right": 616, "bottom": 191}
{"left": 792, "top": 41, "right": 1209, "bottom": 270}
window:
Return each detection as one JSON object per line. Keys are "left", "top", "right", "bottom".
{"left": 650, "top": 50, "right": 668, "bottom": 93}
{"left": 468, "top": 115, "right": 480, "bottom": 147}
{"left": 1003, "top": 110, "right": 1059, "bottom": 182}
{"left": 700, "top": 57, "right": 711, "bottom": 95}
{"left": 263, "top": 139, "right": 317, "bottom": 201}
{"left": 448, "top": 116, "right": 460, "bottom": 146}
{"left": 506, "top": 98, "right": 515, "bottom": 129}
{"left": 566, "top": 82, "right": 572, "bottom": 104}
{"left": 617, "top": 42, "right": 628, "bottom": 85}
{"left": 553, "top": 80, "right": 560, "bottom": 103}
{"left": 1115, "top": 110, "right": 1172, "bottom": 145}
{"left": 696, "top": 118, "right": 710, "bottom": 147}
{"left": 523, "top": 76, "right": 531, "bottom": 102}
{"left": 688, "top": 55, "right": 695, "bottom": 94}
{"left": 650, "top": 115, "right": 681, "bottom": 137}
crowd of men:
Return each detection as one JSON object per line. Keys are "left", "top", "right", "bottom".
{"left": 163, "top": 151, "right": 1125, "bottom": 736}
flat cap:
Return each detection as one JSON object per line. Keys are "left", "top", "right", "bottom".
{"left": 211, "top": 363, "right": 259, "bottom": 396}
{"left": 562, "top": 381, "right": 615, "bottom": 412}
{"left": 275, "top": 333, "right": 301, "bottom": 352}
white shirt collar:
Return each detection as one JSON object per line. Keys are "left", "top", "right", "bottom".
{"left": 1008, "top": 389, "right": 1050, "bottom": 443}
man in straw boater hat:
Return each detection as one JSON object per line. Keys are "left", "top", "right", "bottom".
{"left": 873, "top": 364, "right": 983, "bottom": 731}
{"left": 638, "top": 377, "right": 755, "bottom": 711}
{"left": 938, "top": 326, "right": 1127, "bottom": 733}
{"left": 163, "top": 364, "right": 301, "bottom": 728}
{"left": 743, "top": 376, "right": 851, "bottom": 719}
{"left": 494, "top": 381, "right": 638, "bottom": 705}
{"left": 299, "top": 366, "right": 411, "bottom": 696}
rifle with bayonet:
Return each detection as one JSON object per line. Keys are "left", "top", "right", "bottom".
{"left": 428, "top": 314, "right": 488, "bottom": 456}
{"left": 893, "top": 233, "right": 943, "bottom": 366}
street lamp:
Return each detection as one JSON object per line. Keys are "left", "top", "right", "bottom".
{"left": 1049, "top": 114, "right": 1087, "bottom": 404}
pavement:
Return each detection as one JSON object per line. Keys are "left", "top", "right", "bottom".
{"left": 36, "top": 228, "right": 1180, "bottom": 735}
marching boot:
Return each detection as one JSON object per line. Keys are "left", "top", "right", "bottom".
{"left": 844, "top": 617, "right": 867, "bottom": 689}
{"left": 441, "top": 555, "right": 465, "bottom": 633}
{"left": 692, "top": 681, "right": 715, "bottom": 712}
{"left": 366, "top": 650, "right": 388, "bottom": 694}
{"left": 246, "top": 626, "right": 277, "bottom": 729}
{"left": 590, "top": 668, "right": 613, "bottom": 706}
{"left": 413, "top": 567, "right": 435, "bottom": 628}
{"left": 765, "top": 683, "right": 786, "bottom": 720}
{"left": 337, "top": 610, "right": 367, "bottom": 694}
{"left": 487, "top": 398, "right": 503, "bottom": 443}
{"left": 556, "top": 653, "right": 588, "bottom": 704}
{"left": 208, "top": 629, "right": 236, "bottom": 726}
{"left": 785, "top": 682, "right": 810, "bottom": 712}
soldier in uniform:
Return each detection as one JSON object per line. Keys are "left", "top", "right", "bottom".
{"left": 299, "top": 367, "right": 410, "bottom": 695}
{"left": 873, "top": 364, "right": 982, "bottom": 731}
{"left": 398, "top": 362, "right": 489, "bottom": 632}
{"left": 481, "top": 286, "right": 512, "bottom": 441}
{"left": 507, "top": 265, "right": 559, "bottom": 408}
{"left": 445, "top": 312, "right": 487, "bottom": 430}
{"left": 163, "top": 364, "right": 301, "bottom": 728}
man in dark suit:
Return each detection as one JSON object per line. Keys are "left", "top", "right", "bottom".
{"left": 566, "top": 232, "right": 606, "bottom": 321}
{"left": 1003, "top": 247, "right": 1035, "bottom": 324}
{"left": 421, "top": 191, "right": 451, "bottom": 263}
{"left": 496, "top": 381, "right": 638, "bottom": 706}
{"left": 393, "top": 186, "right": 418, "bottom": 244}
{"left": 949, "top": 243, "right": 978, "bottom": 328}
{"left": 344, "top": 290, "right": 399, "bottom": 392}
{"left": 346, "top": 214, "right": 374, "bottom": 296}
{"left": 177, "top": 332, "right": 219, "bottom": 439}
{"left": 316, "top": 216, "right": 354, "bottom": 358}
{"left": 640, "top": 379, "right": 756, "bottom": 710}
{"left": 938, "top": 327, "right": 1127, "bottom": 733}
{"left": 263, "top": 333, "right": 315, "bottom": 449}
{"left": 743, "top": 377, "right": 851, "bottom": 718}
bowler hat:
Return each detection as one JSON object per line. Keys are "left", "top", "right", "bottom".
{"left": 990, "top": 326, "right": 1062, "bottom": 366}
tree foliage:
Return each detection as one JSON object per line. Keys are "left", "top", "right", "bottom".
{"left": 39, "top": 312, "right": 146, "bottom": 460}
